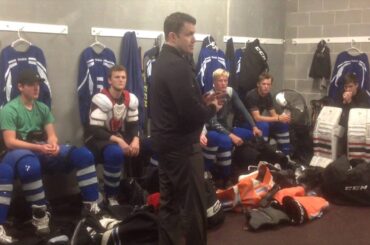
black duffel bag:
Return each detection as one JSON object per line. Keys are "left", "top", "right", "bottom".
{"left": 233, "top": 137, "right": 288, "bottom": 169}
{"left": 322, "top": 155, "right": 370, "bottom": 206}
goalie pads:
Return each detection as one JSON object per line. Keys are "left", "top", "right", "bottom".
{"left": 310, "top": 106, "right": 344, "bottom": 168}
{"left": 347, "top": 108, "right": 370, "bottom": 161}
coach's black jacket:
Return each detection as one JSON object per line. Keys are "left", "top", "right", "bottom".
{"left": 150, "top": 44, "right": 216, "bottom": 153}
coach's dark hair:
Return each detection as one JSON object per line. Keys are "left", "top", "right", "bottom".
{"left": 344, "top": 72, "right": 358, "bottom": 85}
{"left": 108, "top": 65, "right": 127, "bottom": 79}
{"left": 258, "top": 72, "right": 274, "bottom": 84}
{"left": 164, "top": 12, "right": 196, "bottom": 40}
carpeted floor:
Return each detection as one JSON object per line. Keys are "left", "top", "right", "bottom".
{"left": 208, "top": 204, "right": 370, "bottom": 245}
{"left": 7, "top": 194, "right": 370, "bottom": 244}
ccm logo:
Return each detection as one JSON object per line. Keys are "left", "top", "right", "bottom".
{"left": 255, "top": 47, "right": 267, "bottom": 61}
{"left": 344, "top": 185, "right": 368, "bottom": 191}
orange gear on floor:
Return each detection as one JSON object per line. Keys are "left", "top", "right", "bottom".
{"left": 216, "top": 163, "right": 275, "bottom": 210}
{"left": 293, "top": 196, "right": 329, "bottom": 220}
{"left": 274, "top": 186, "right": 305, "bottom": 205}
{"left": 273, "top": 186, "right": 329, "bottom": 224}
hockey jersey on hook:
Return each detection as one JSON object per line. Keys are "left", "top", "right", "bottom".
{"left": 196, "top": 36, "right": 226, "bottom": 94}
{"left": 328, "top": 51, "right": 370, "bottom": 102}
{"left": 0, "top": 45, "right": 52, "bottom": 108}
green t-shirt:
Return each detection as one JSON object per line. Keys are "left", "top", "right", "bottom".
{"left": 0, "top": 96, "right": 54, "bottom": 140}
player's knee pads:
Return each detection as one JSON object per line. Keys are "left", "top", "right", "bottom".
{"left": 103, "top": 144, "right": 124, "bottom": 168}
{"left": 233, "top": 127, "right": 253, "bottom": 140}
{"left": 0, "top": 164, "right": 14, "bottom": 183}
{"left": 273, "top": 122, "right": 290, "bottom": 133}
{"left": 217, "top": 135, "right": 233, "bottom": 149}
{"left": 69, "top": 146, "right": 95, "bottom": 168}
{"left": 2, "top": 149, "right": 36, "bottom": 169}
{"left": 16, "top": 155, "right": 42, "bottom": 182}
{"left": 2, "top": 150, "right": 41, "bottom": 181}
{"left": 206, "top": 131, "right": 232, "bottom": 149}
{"left": 206, "top": 131, "right": 221, "bottom": 147}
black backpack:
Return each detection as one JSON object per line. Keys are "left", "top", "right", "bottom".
{"left": 118, "top": 178, "right": 148, "bottom": 206}
{"left": 100, "top": 207, "right": 158, "bottom": 245}
{"left": 323, "top": 155, "right": 370, "bottom": 205}
{"left": 233, "top": 137, "right": 288, "bottom": 169}
{"left": 71, "top": 206, "right": 158, "bottom": 245}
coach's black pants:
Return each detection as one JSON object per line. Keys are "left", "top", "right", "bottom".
{"left": 158, "top": 143, "right": 207, "bottom": 245}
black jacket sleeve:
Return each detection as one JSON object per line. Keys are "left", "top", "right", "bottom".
{"left": 124, "top": 120, "right": 139, "bottom": 141}
{"left": 167, "top": 61, "right": 216, "bottom": 131}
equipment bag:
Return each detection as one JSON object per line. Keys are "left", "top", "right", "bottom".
{"left": 323, "top": 155, "right": 370, "bottom": 205}
{"left": 233, "top": 137, "right": 288, "bottom": 169}
{"left": 100, "top": 207, "right": 158, "bottom": 245}
{"left": 71, "top": 206, "right": 158, "bottom": 245}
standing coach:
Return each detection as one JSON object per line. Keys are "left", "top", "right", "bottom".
{"left": 150, "top": 12, "right": 221, "bottom": 245}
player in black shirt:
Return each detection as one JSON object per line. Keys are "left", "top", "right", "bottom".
{"left": 242, "top": 72, "right": 292, "bottom": 156}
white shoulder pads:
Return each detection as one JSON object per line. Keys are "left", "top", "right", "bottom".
{"left": 129, "top": 93, "right": 139, "bottom": 110}
{"left": 90, "top": 108, "right": 108, "bottom": 126}
{"left": 92, "top": 93, "right": 113, "bottom": 112}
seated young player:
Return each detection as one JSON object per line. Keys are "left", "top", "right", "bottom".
{"left": 0, "top": 69, "right": 117, "bottom": 242}
{"left": 85, "top": 65, "right": 140, "bottom": 206}
{"left": 242, "top": 72, "right": 292, "bottom": 156}
{"left": 202, "top": 68, "right": 262, "bottom": 187}
{"left": 335, "top": 73, "right": 370, "bottom": 128}
{"left": 334, "top": 73, "right": 370, "bottom": 155}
